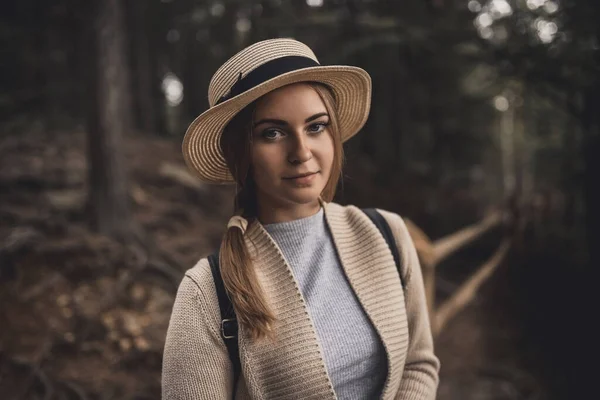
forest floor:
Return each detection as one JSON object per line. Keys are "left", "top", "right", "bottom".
{"left": 435, "top": 244, "right": 549, "bottom": 400}
{"left": 0, "top": 128, "right": 235, "bottom": 399}
{"left": 0, "top": 128, "right": 556, "bottom": 399}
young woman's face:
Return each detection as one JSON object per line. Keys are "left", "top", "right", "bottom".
{"left": 251, "top": 83, "right": 334, "bottom": 218}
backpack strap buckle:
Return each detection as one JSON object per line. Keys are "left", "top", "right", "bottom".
{"left": 222, "top": 318, "right": 238, "bottom": 339}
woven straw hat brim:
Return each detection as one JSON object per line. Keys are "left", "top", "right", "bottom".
{"left": 182, "top": 65, "right": 371, "bottom": 184}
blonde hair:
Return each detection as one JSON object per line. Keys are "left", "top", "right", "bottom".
{"left": 219, "top": 83, "right": 343, "bottom": 340}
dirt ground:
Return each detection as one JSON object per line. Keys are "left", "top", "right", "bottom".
{"left": 0, "top": 128, "right": 236, "bottom": 399}
{"left": 0, "top": 129, "right": 552, "bottom": 399}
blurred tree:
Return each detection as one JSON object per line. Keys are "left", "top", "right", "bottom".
{"left": 470, "top": 0, "right": 600, "bottom": 264}
{"left": 0, "top": 0, "right": 597, "bottom": 251}
{"left": 126, "top": 0, "right": 162, "bottom": 134}
{"left": 86, "top": 0, "right": 133, "bottom": 237}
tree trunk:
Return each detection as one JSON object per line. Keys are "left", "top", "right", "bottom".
{"left": 182, "top": 17, "right": 205, "bottom": 123}
{"left": 127, "top": 0, "right": 159, "bottom": 134}
{"left": 86, "top": 0, "right": 133, "bottom": 238}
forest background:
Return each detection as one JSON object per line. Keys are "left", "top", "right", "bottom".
{"left": 0, "top": 0, "right": 597, "bottom": 399}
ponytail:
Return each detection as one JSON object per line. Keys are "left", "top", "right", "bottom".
{"left": 220, "top": 218, "right": 275, "bottom": 340}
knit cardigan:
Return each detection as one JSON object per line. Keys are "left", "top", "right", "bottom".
{"left": 162, "top": 202, "right": 440, "bottom": 399}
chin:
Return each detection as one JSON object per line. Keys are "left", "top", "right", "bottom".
{"left": 281, "top": 187, "right": 323, "bottom": 205}
{"left": 286, "top": 190, "right": 320, "bottom": 204}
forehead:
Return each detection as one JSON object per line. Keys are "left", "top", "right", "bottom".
{"left": 254, "top": 83, "right": 326, "bottom": 120}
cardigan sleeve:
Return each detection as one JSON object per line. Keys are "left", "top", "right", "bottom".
{"left": 162, "top": 267, "right": 233, "bottom": 400}
{"left": 378, "top": 210, "right": 441, "bottom": 400}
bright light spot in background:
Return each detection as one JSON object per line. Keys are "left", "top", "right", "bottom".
{"left": 543, "top": 1, "right": 559, "bottom": 14}
{"left": 162, "top": 73, "right": 184, "bottom": 107}
{"left": 526, "top": 0, "right": 546, "bottom": 10}
{"left": 210, "top": 2, "right": 225, "bottom": 17}
{"left": 468, "top": 0, "right": 482, "bottom": 13}
{"left": 472, "top": 0, "right": 559, "bottom": 44}
{"left": 534, "top": 18, "right": 545, "bottom": 30}
{"left": 494, "top": 95, "right": 509, "bottom": 111}
{"left": 306, "top": 0, "right": 324, "bottom": 7}
{"left": 478, "top": 26, "right": 494, "bottom": 39}
{"left": 166, "top": 29, "right": 180, "bottom": 43}
{"left": 475, "top": 12, "right": 493, "bottom": 28}
{"left": 472, "top": 0, "right": 513, "bottom": 41}
{"left": 489, "top": 0, "right": 512, "bottom": 18}
{"left": 537, "top": 20, "right": 558, "bottom": 43}
{"left": 236, "top": 17, "right": 252, "bottom": 33}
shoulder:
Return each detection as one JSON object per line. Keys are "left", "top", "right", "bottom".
{"left": 169, "top": 257, "right": 222, "bottom": 337}
{"left": 184, "top": 257, "right": 214, "bottom": 291}
{"left": 341, "top": 204, "right": 419, "bottom": 284}
{"left": 325, "top": 201, "right": 387, "bottom": 223}
{"left": 374, "top": 209, "right": 410, "bottom": 239}
{"left": 326, "top": 202, "right": 408, "bottom": 234}
{"left": 377, "top": 209, "right": 436, "bottom": 271}
{"left": 172, "top": 258, "right": 218, "bottom": 316}
{"left": 181, "top": 257, "right": 222, "bottom": 309}
{"left": 169, "top": 257, "right": 213, "bottom": 303}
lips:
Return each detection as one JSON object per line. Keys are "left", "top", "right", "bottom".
{"left": 283, "top": 171, "right": 318, "bottom": 180}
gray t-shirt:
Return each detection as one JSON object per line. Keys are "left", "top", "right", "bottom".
{"left": 264, "top": 208, "right": 387, "bottom": 399}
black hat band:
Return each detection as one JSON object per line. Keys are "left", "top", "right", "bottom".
{"left": 216, "top": 56, "right": 320, "bottom": 105}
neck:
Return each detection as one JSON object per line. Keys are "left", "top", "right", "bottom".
{"left": 257, "top": 199, "right": 322, "bottom": 224}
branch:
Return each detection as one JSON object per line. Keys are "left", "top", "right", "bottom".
{"left": 432, "top": 211, "right": 503, "bottom": 264}
{"left": 433, "top": 238, "right": 511, "bottom": 336}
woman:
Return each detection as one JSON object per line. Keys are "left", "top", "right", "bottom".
{"left": 162, "top": 38, "right": 440, "bottom": 399}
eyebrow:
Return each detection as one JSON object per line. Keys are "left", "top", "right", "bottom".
{"left": 253, "top": 112, "right": 329, "bottom": 129}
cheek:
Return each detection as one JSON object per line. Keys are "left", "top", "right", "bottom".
{"left": 251, "top": 144, "right": 283, "bottom": 180}
{"left": 316, "top": 134, "right": 335, "bottom": 173}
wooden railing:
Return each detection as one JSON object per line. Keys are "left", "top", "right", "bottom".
{"left": 405, "top": 209, "right": 513, "bottom": 337}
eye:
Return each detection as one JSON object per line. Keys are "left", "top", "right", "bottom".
{"left": 261, "top": 128, "right": 285, "bottom": 141}
{"left": 308, "top": 122, "right": 328, "bottom": 134}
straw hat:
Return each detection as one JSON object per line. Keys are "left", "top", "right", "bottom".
{"left": 182, "top": 38, "right": 372, "bottom": 184}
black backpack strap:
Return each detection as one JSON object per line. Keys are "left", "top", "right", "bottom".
{"left": 362, "top": 208, "right": 406, "bottom": 290}
{"left": 208, "top": 251, "right": 241, "bottom": 398}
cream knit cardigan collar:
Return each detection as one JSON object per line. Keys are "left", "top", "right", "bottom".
{"left": 237, "top": 202, "right": 409, "bottom": 399}
{"left": 163, "top": 201, "right": 439, "bottom": 399}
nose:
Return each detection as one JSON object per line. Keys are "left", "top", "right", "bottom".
{"left": 287, "top": 134, "right": 312, "bottom": 165}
